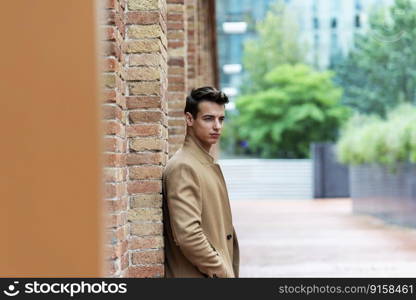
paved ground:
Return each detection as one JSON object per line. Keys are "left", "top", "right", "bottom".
{"left": 231, "top": 199, "right": 416, "bottom": 277}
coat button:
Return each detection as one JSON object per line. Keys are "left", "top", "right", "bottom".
{"left": 227, "top": 234, "right": 232, "bottom": 240}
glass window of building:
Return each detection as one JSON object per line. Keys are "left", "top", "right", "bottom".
{"left": 313, "top": 17, "right": 319, "bottom": 29}
{"left": 331, "top": 18, "right": 337, "bottom": 29}
{"left": 355, "top": 14, "right": 361, "bottom": 28}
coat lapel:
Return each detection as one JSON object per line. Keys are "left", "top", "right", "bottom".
{"left": 182, "top": 133, "right": 215, "bottom": 165}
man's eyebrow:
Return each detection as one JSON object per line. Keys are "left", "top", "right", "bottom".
{"left": 201, "top": 114, "right": 225, "bottom": 117}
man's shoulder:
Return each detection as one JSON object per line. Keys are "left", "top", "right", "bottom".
{"left": 164, "top": 148, "right": 200, "bottom": 175}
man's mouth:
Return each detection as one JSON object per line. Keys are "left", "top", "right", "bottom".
{"left": 210, "top": 133, "right": 220, "bottom": 138}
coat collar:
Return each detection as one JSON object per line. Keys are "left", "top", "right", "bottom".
{"left": 183, "top": 133, "right": 216, "bottom": 165}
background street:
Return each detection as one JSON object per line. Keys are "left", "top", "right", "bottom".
{"left": 232, "top": 199, "right": 416, "bottom": 277}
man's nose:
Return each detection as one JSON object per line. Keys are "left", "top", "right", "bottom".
{"left": 213, "top": 119, "right": 222, "bottom": 130}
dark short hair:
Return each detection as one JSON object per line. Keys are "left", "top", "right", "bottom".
{"left": 184, "top": 86, "right": 229, "bottom": 118}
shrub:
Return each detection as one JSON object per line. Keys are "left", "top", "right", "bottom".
{"left": 336, "top": 104, "right": 416, "bottom": 165}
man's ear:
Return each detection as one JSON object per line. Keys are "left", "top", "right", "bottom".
{"left": 185, "top": 112, "right": 194, "bottom": 127}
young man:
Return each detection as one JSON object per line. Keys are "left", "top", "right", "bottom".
{"left": 162, "top": 86, "right": 240, "bottom": 278}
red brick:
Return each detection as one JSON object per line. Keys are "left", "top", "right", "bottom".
{"left": 100, "top": 10, "right": 115, "bottom": 25}
{"left": 167, "top": 91, "right": 185, "bottom": 101}
{"left": 167, "top": 30, "right": 185, "bottom": 41}
{"left": 126, "top": 96, "right": 162, "bottom": 109}
{"left": 114, "top": 41, "right": 122, "bottom": 60}
{"left": 131, "top": 250, "right": 164, "bottom": 264}
{"left": 105, "top": 260, "right": 117, "bottom": 276}
{"left": 168, "top": 101, "right": 185, "bottom": 111}
{"left": 168, "top": 57, "right": 185, "bottom": 67}
{"left": 122, "top": 66, "right": 160, "bottom": 81}
{"left": 126, "top": 153, "right": 166, "bottom": 165}
{"left": 104, "top": 182, "right": 127, "bottom": 199}
{"left": 168, "top": 84, "right": 185, "bottom": 92}
{"left": 103, "top": 26, "right": 116, "bottom": 41}
{"left": 167, "top": 14, "right": 184, "bottom": 22}
{"left": 106, "top": 212, "right": 127, "bottom": 228}
{"left": 129, "top": 53, "right": 162, "bottom": 66}
{"left": 116, "top": 226, "right": 128, "bottom": 241}
{"left": 129, "top": 138, "right": 166, "bottom": 152}
{"left": 102, "top": 89, "right": 116, "bottom": 102}
{"left": 103, "top": 58, "right": 117, "bottom": 72}
{"left": 103, "top": 168, "right": 127, "bottom": 182}
{"left": 102, "top": 41, "right": 116, "bottom": 56}
{"left": 168, "top": 40, "right": 184, "bottom": 48}
{"left": 166, "top": 22, "right": 184, "bottom": 30}
{"left": 104, "top": 244, "right": 116, "bottom": 260}
{"left": 126, "top": 124, "right": 162, "bottom": 137}
{"left": 105, "top": 240, "right": 128, "bottom": 260}
{"left": 120, "top": 253, "right": 129, "bottom": 271}
{"left": 130, "top": 194, "right": 163, "bottom": 208}
{"left": 168, "top": 66, "right": 184, "bottom": 75}
{"left": 105, "top": 197, "right": 128, "bottom": 213}
{"left": 128, "top": 81, "right": 163, "bottom": 96}
{"left": 129, "top": 111, "right": 163, "bottom": 124}
{"left": 115, "top": 12, "right": 126, "bottom": 38}
{"left": 128, "top": 265, "right": 164, "bottom": 278}
{"left": 129, "top": 166, "right": 163, "bottom": 180}
{"left": 115, "top": 93, "right": 127, "bottom": 109}
{"left": 168, "top": 76, "right": 185, "bottom": 84}
{"left": 187, "top": 41, "right": 195, "bottom": 50}
{"left": 103, "top": 105, "right": 122, "bottom": 120}
{"left": 103, "top": 153, "right": 126, "bottom": 167}
{"left": 129, "top": 236, "right": 164, "bottom": 250}
{"left": 103, "top": 120, "right": 125, "bottom": 136}
{"left": 130, "top": 223, "right": 163, "bottom": 236}
{"left": 105, "top": 0, "right": 116, "bottom": 9}
{"left": 168, "top": 135, "right": 185, "bottom": 145}
{"left": 104, "top": 136, "right": 126, "bottom": 152}
{"left": 105, "top": 226, "right": 128, "bottom": 245}
{"left": 126, "top": 11, "right": 160, "bottom": 25}
{"left": 168, "top": 118, "right": 185, "bottom": 127}
{"left": 128, "top": 180, "right": 162, "bottom": 194}
{"left": 169, "top": 126, "right": 186, "bottom": 135}
{"left": 115, "top": 75, "right": 127, "bottom": 96}
{"left": 168, "top": 110, "right": 185, "bottom": 120}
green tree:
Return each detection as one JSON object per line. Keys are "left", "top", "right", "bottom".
{"left": 336, "top": 104, "right": 416, "bottom": 166}
{"left": 234, "top": 64, "right": 350, "bottom": 158}
{"left": 335, "top": 0, "right": 416, "bottom": 116}
{"left": 242, "top": 0, "right": 306, "bottom": 94}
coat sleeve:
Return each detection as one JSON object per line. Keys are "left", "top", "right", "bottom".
{"left": 165, "top": 163, "right": 229, "bottom": 278}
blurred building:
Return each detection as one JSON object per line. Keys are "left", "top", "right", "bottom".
{"left": 287, "top": 0, "right": 394, "bottom": 70}
{"left": 216, "top": 0, "right": 276, "bottom": 104}
{"left": 216, "top": 0, "right": 393, "bottom": 100}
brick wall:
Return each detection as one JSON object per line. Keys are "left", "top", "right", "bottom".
{"left": 100, "top": 0, "right": 218, "bottom": 278}
{"left": 167, "top": 0, "right": 219, "bottom": 157}
{"left": 101, "top": 0, "right": 129, "bottom": 277}
{"left": 167, "top": 0, "right": 188, "bottom": 157}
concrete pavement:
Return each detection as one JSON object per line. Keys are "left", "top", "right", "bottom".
{"left": 231, "top": 199, "right": 416, "bottom": 277}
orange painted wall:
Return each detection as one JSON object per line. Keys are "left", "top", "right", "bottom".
{"left": 0, "top": 1, "right": 103, "bottom": 276}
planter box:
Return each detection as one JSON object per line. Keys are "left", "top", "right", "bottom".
{"left": 350, "top": 163, "right": 416, "bottom": 227}
{"left": 312, "top": 143, "right": 350, "bottom": 198}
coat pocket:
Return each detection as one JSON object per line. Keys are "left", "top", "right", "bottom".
{"left": 207, "top": 239, "right": 228, "bottom": 278}
{"left": 207, "top": 239, "right": 220, "bottom": 257}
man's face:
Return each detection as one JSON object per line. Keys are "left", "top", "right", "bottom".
{"left": 185, "top": 101, "right": 225, "bottom": 151}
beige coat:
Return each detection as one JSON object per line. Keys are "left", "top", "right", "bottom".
{"left": 162, "top": 133, "right": 240, "bottom": 278}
